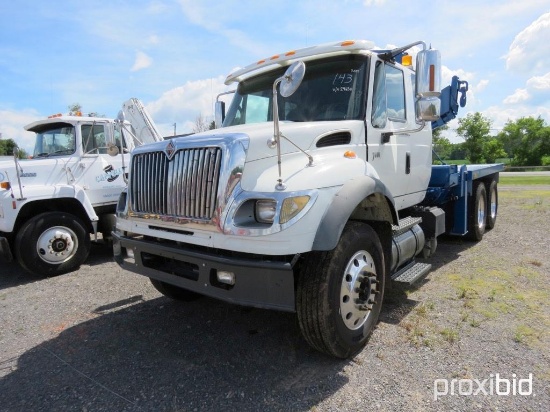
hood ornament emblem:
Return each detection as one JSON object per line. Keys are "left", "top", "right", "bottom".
{"left": 164, "top": 139, "right": 176, "bottom": 160}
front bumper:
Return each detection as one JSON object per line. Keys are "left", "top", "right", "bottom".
{"left": 112, "top": 231, "right": 297, "bottom": 312}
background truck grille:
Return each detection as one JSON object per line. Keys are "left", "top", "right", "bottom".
{"left": 130, "top": 147, "right": 222, "bottom": 220}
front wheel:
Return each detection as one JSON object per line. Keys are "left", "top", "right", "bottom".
{"left": 15, "top": 212, "right": 91, "bottom": 276}
{"left": 297, "top": 221, "right": 385, "bottom": 358}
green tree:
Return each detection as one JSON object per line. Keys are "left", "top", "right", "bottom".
{"left": 68, "top": 103, "right": 82, "bottom": 116}
{"left": 0, "top": 138, "right": 19, "bottom": 156}
{"left": 497, "top": 116, "right": 550, "bottom": 166}
{"left": 432, "top": 126, "right": 452, "bottom": 162}
{"left": 482, "top": 138, "right": 506, "bottom": 163}
{"left": 456, "top": 112, "right": 491, "bottom": 163}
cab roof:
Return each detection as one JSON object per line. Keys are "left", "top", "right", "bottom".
{"left": 224, "top": 39, "right": 376, "bottom": 85}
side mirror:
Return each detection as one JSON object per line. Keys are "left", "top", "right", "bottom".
{"left": 279, "top": 61, "right": 306, "bottom": 97}
{"left": 416, "top": 48, "right": 441, "bottom": 122}
{"left": 107, "top": 143, "right": 120, "bottom": 157}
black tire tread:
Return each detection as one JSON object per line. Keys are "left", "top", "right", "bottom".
{"left": 15, "top": 212, "right": 90, "bottom": 277}
{"left": 297, "top": 221, "right": 384, "bottom": 358}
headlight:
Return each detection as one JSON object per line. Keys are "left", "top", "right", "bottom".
{"left": 280, "top": 195, "right": 310, "bottom": 224}
{"left": 255, "top": 199, "right": 277, "bottom": 223}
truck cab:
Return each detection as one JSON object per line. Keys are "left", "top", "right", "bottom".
{"left": 113, "top": 41, "right": 501, "bottom": 358}
{"left": 0, "top": 98, "right": 163, "bottom": 276}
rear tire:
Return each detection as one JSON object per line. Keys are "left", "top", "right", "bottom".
{"left": 15, "top": 212, "right": 90, "bottom": 277}
{"left": 297, "top": 221, "right": 385, "bottom": 358}
{"left": 149, "top": 278, "right": 202, "bottom": 301}
{"left": 467, "top": 182, "right": 487, "bottom": 241}
{"left": 486, "top": 180, "right": 498, "bottom": 230}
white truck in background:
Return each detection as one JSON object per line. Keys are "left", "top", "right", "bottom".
{"left": 0, "top": 98, "right": 163, "bottom": 277}
{"left": 113, "top": 40, "right": 503, "bottom": 358}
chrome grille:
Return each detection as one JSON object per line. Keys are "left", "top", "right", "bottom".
{"left": 130, "top": 147, "right": 222, "bottom": 219}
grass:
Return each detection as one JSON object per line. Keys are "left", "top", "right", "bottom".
{"left": 499, "top": 175, "right": 550, "bottom": 185}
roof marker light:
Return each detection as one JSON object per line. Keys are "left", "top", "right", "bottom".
{"left": 341, "top": 40, "right": 355, "bottom": 47}
{"left": 257, "top": 59, "right": 266, "bottom": 65}
{"left": 270, "top": 55, "right": 280, "bottom": 60}
{"left": 285, "top": 51, "right": 296, "bottom": 56}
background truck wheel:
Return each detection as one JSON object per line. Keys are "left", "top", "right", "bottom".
{"left": 467, "top": 182, "right": 487, "bottom": 241}
{"left": 297, "top": 221, "right": 385, "bottom": 358}
{"left": 15, "top": 212, "right": 91, "bottom": 277}
{"left": 149, "top": 279, "right": 202, "bottom": 301}
{"left": 486, "top": 180, "right": 498, "bottom": 230}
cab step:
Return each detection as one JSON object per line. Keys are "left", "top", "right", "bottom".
{"left": 392, "top": 217, "right": 422, "bottom": 237}
{"left": 391, "top": 261, "right": 432, "bottom": 285}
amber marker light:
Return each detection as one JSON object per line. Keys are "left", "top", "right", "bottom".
{"left": 402, "top": 55, "right": 413, "bottom": 66}
{"left": 0, "top": 181, "right": 11, "bottom": 190}
{"left": 344, "top": 151, "right": 357, "bottom": 159}
{"left": 341, "top": 40, "right": 355, "bottom": 47}
{"left": 270, "top": 55, "right": 280, "bottom": 60}
{"left": 285, "top": 51, "right": 296, "bottom": 56}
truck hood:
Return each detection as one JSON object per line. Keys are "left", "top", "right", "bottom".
{"left": 0, "top": 157, "right": 76, "bottom": 186}
{"left": 156, "top": 120, "right": 362, "bottom": 163}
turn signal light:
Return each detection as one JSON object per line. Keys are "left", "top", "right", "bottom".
{"left": 0, "top": 182, "right": 11, "bottom": 190}
{"left": 344, "top": 151, "right": 357, "bottom": 159}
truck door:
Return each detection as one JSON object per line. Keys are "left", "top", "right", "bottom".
{"left": 74, "top": 121, "right": 128, "bottom": 206}
{"left": 366, "top": 59, "right": 432, "bottom": 210}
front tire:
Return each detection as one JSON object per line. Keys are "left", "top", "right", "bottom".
{"left": 297, "top": 221, "right": 385, "bottom": 358}
{"left": 15, "top": 212, "right": 90, "bottom": 277}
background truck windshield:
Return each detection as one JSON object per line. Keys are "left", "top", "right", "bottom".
{"left": 223, "top": 54, "right": 368, "bottom": 126}
{"left": 33, "top": 124, "right": 76, "bottom": 157}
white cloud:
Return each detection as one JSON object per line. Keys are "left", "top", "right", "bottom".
{"left": 505, "top": 12, "right": 550, "bottom": 74}
{"left": 503, "top": 88, "right": 530, "bottom": 104}
{"left": 177, "top": 0, "right": 267, "bottom": 56}
{"left": 503, "top": 72, "right": 550, "bottom": 104}
{"left": 0, "top": 109, "right": 42, "bottom": 154}
{"left": 526, "top": 72, "right": 550, "bottom": 92}
{"left": 131, "top": 51, "right": 153, "bottom": 72}
{"left": 483, "top": 104, "right": 550, "bottom": 132}
{"left": 146, "top": 76, "right": 229, "bottom": 136}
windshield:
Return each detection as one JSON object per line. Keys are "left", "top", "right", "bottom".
{"left": 33, "top": 124, "right": 76, "bottom": 158}
{"left": 224, "top": 54, "right": 368, "bottom": 127}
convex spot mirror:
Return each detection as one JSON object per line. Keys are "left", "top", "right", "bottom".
{"left": 279, "top": 61, "right": 306, "bottom": 97}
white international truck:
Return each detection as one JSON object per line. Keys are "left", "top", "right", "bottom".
{"left": 0, "top": 98, "right": 163, "bottom": 276}
{"left": 112, "top": 40, "right": 503, "bottom": 358}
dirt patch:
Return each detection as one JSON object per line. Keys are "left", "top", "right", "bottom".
{"left": 0, "top": 187, "right": 548, "bottom": 411}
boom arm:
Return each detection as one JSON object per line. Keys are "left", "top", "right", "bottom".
{"left": 431, "top": 76, "right": 468, "bottom": 130}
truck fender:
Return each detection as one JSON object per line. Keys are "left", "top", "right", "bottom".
{"left": 74, "top": 186, "right": 99, "bottom": 223}
{"left": 312, "top": 176, "right": 398, "bottom": 251}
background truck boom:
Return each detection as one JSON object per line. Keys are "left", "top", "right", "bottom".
{"left": 113, "top": 40, "right": 504, "bottom": 358}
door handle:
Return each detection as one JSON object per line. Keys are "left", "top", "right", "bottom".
{"left": 406, "top": 152, "right": 411, "bottom": 174}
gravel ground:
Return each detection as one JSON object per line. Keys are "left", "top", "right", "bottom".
{"left": 0, "top": 186, "right": 548, "bottom": 412}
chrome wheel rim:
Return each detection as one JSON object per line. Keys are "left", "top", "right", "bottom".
{"left": 477, "top": 194, "right": 486, "bottom": 229}
{"left": 490, "top": 188, "right": 497, "bottom": 219}
{"left": 36, "top": 226, "right": 78, "bottom": 264}
{"left": 339, "top": 250, "right": 378, "bottom": 330}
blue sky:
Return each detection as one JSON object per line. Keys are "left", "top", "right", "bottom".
{"left": 1, "top": 0, "right": 549, "bottom": 153}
